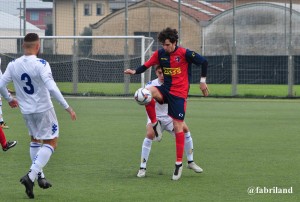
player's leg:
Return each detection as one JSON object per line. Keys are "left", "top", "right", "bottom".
{"left": 183, "top": 123, "right": 203, "bottom": 173}
{"left": 167, "top": 95, "right": 186, "bottom": 180}
{"left": 146, "top": 86, "right": 164, "bottom": 138}
{"left": 29, "top": 108, "right": 58, "bottom": 189}
{"left": 29, "top": 137, "right": 52, "bottom": 188}
{"left": 172, "top": 120, "right": 185, "bottom": 180}
{"left": 0, "top": 99, "right": 9, "bottom": 129}
{"left": 0, "top": 127, "right": 17, "bottom": 151}
{"left": 20, "top": 109, "right": 57, "bottom": 198}
{"left": 137, "top": 124, "right": 155, "bottom": 178}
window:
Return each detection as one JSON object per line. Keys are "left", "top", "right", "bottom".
{"left": 96, "top": 3, "right": 104, "bottom": 16}
{"left": 84, "top": 4, "right": 92, "bottom": 16}
{"left": 30, "top": 11, "right": 39, "bottom": 21}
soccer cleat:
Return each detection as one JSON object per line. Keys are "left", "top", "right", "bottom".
{"left": 137, "top": 168, "right": 146, "bottom": 178}
{"left": 2, "top": 141, "right": 17, "bottom": 151}
{"left": 37, "top": 174, "right": 52, "bottom": 189}
{"left": 152, "top": 121, "right": 162, "bottom": 142}
{"left": 0, "top": 122, "right": 9, "bottom": 129}
{"left": 20, "top": 174, "right": 34, "bottom": 199}
{"left": 172, "top": 163, "right": 183, "bottom": 181}
{"left": 187, "top": 162, "right": 203, "bottom": 173}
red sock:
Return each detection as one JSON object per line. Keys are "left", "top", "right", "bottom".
{"left": 145, "top": 98, "right": 157, "bottom": 124}
{"left": 0, "top": 128, "right": 7, "bottom": 148}
{"left": 175, "top": 132, "right": 185, "bottom": 163}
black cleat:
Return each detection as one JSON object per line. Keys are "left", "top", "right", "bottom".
{"left": 152, "top": 121, "right": 162, "bottom": 141}
{"left": 38, "top": 175, "right": 52, "bottom": 189}
{"left": 2, "top": 141, "right": 17, "bottom": 151}
{"left": 20, "top": 174, "right": 34, "bottom": 199}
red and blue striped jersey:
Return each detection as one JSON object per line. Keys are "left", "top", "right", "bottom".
{"left": 144, "top": 46, "right": 207, "bottom": 98}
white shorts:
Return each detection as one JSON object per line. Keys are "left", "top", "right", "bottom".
{"left": 147, "top": 116, "right": 175, "bottom": 137}
{"left": 23, "top": 108, "right": 59, "bottom": 140}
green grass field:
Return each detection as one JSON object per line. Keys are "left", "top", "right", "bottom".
{"left": 0, "top": 98, "right": 299, "bottom": 201}
{"left": 8, "top": 83, "right": 299, "bottom": 98}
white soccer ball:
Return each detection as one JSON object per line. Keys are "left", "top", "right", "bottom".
{"left": 134, "top": 88, "right": 152, "bottom": 105}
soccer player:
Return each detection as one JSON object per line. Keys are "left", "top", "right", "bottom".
{"left": 0, "top": 58, "right": 17, "bottom": 151}
{"left": 0, "top": 33, "right": 77, "bottom": 199}
{"left": 137, "top": 65, "right": 203, "bottom": 178}
{"left": 124, "top": 27, "right": 208, "bottom": 180}
{"left": 0, "top": 58, "right": 9, "bottom": 129}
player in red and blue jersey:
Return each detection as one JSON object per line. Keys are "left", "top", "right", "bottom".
{"left": 124, "top": 27, "right": 208, "bottom": 180}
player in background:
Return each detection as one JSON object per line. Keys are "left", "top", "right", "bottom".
{"left": 0, "top": 58, "right": 9, "bottom": 129}
{"left": 137, "top": 65, "right": 203, "bottom": 178}
{"left": 0, "top": 58, "right": 17, "bottom": 151}
{"left": 124, "top": 27, "right": 208, "bottom": 180}
{"left": 0, "top": 33, "right": 77, "bottom": 199}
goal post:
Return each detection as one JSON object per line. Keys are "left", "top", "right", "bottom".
{"left": 0, "top": 35, "right": 154, "bottom": 96}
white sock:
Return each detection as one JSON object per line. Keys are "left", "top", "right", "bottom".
{"left": 30, "top": 142, "right": 45, "bottom": 178}
{"left": 184, "top": 132, "right": 194, "bottom": 162}
{"left": 28, "top": 144, "right": 54, "bottom": 182}
{"left": 140, "top": 138, "right": 152, "bottom": 168}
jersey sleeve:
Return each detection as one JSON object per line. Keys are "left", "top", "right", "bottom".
{"left": 185, "top": 49, "right": 207, "bottom": 66}
{"left": 185, "top": 49, "right": 208, "bottom": 77}
{"left": 45, "top": 79, "right": 69, "bottom": 109}
{"left": 40, "top": 61, "right": 54, "bottom": 83}
{"left": 144, "top": 51, "right": 159, "bottom": 68}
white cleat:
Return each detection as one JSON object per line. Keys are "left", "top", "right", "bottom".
{"left": 137, "top": 168, "right": 146, "bottom": 178}
{"left": 152, "top": 121, "right": 162, "bottom": 142}
{"left": 172, "top": 163, "right": 183, "bottom": 181}
{"left": 187, "top": 162, "right": 203, "bottom": 173}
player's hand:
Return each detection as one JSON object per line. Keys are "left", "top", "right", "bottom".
{"left": 8, "top": 98, "right": 18, "bottom": 108}
{"left": 66, "top": 107, "right": 77, "bottom": 121}
{"left": 124, "top": 69, "right": 136, "bottom": 75}
{"left": 200, "top": 82, "right": 209, "bottom": 97}
{"left": 7, "top": 88, "right": 15, "bottom": 94}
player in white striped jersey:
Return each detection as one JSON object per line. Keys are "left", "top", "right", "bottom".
{"left": 0, "top": 33, "right": 77, "bottom": 199}
{"left": 137, "top": 65, "right": 203, "bottom": 178}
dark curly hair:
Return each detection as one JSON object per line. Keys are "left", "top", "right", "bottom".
{"left": 158, "top": 27, "right": 178, "bottom": 44}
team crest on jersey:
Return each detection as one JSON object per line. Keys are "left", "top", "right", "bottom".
{"left": 175, "top": 56, "right": 180, "bottom": 62}
{"left": 38, "top": 59, "right": 47, "bottom": 66}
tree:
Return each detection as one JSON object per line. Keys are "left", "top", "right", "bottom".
{"left": 78, "top": 27, "right": 92, "bottom": 56}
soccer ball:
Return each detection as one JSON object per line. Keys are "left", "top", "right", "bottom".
{"left": 134, "top": 88, "right": 152, "bottom": 105}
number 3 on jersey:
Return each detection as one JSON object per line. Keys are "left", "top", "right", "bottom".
{"left": 21, "top": 73, "right": 34, "bottom": 94}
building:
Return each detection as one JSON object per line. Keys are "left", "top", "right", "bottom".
{"left": 43, "top": 0, "right": 111, "bottom": 54}
{"left": 0, "top": 11, "right": 44, "bottom": 53}
{"left": 203, "top": 2, "right": 300, "bottom": 55}
{"left": 26, "top": 2, "right": 53, "bottom": 30}
{"left": 90, "top": 0, "right": 230, "bottom": 55}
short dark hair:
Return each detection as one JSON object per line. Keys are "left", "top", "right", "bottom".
{"left": 24, "top": 33, "right": 39, "bottom": 42}
{"left": 155, "top": 65, "right": 162, "bottom": 71}
{"left": 158, "top": 27, "right": 178, "bottom": 44}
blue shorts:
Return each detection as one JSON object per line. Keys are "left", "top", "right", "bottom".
{"left": 155, "top": 86, "right": 186, "bottom": 121}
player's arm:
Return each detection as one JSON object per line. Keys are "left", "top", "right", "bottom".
{"left": 199, "top": 61, "right": 209, "bottom": 97}
{"left": 0, "top": 64, "right": 18, "bottom": 107}
{"left": 186, "top": 50, "right": 209, "bottom": 96}
{"left": 44, "top": 79, "right": 76, "bottom": 120}
{"left": 124, "top": 51, "right": 159, "bottom": 75}
{"left": 41, "top": 62, "right": 76, "bottom": 120}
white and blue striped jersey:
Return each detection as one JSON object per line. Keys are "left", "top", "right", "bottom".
{"left": 0, "top": 55, "right": 69, "bottom": 114}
